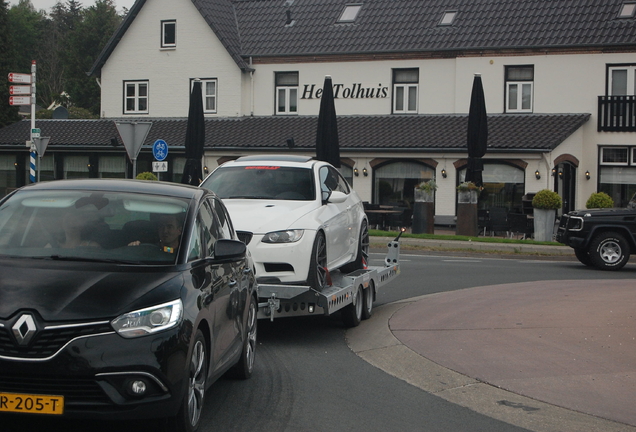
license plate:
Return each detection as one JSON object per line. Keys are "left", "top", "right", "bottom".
{"left": 0, "top": 392, "right": 64, "bottom": 415}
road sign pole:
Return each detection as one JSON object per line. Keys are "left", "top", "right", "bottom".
{"left": 30, "top": 61, "right": 36, "bottom": 145}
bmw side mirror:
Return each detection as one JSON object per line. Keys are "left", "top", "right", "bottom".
{"left": 327, "top": 191, "right": 347, "bottom": 204}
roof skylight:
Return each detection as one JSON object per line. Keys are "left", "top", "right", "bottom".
{"left": 619, "top": 2, "right": 636, "bottom": 18}
{"left": 439, "top": 10, "right": 457, "bottom": 26}
{"left": 338, "top": 4, "right": 362, "bottom": 23}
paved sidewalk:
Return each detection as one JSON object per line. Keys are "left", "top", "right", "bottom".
{"left": 347, "top": 279, "right": 636, "bottom": 432}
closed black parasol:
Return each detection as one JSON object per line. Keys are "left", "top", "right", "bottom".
{"left": 465, "top": 73, "right": 488, "bottom": 187}
{"left": 316, "top": 75, "right": 340, "bottom": 168}
{"left": 181, "top": 80, "right": 205, "bottom": 186}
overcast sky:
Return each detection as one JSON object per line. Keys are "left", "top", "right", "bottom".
{"left": 8, "top": 0, "right": 137, "bottom": 13}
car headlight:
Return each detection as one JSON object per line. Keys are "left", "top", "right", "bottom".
{"left": 111, "top": 299, "right": 183, "bottom": 338}
{"left": 261, "top": 229, "right": 304, "bottom": 243}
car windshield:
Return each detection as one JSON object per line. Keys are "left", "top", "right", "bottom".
{"left": 0, "top": 189, "right": 189, "bottom": 264}
{"left": 201, "top": 166, "right": 315, "bottom": 201}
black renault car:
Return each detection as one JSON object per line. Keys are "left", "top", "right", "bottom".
{"left": 0, "top": 179, "right": 257, "bottom": 431}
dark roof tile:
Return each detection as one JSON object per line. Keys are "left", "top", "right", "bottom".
{"left": 0, "top": 114, "right": 590, "bottom": 153}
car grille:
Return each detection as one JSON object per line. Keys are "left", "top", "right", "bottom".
{"left": 0, "top": 373, "right": 112, "bottom": 407}
{"left": 0, "top": 322, "right": 114, "bottom": 359}
{"left": 237, "top": 231, "right": 253, "bottom": 245}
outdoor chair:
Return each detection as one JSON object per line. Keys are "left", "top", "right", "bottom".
{"left": 478, "top": 209, "right": 490, "bottom": 236}
{"left": 487, "top": 207, "right": 508, "bottom": 237}
{"left": 507, "top": 212, "right": 533, "bottom": 240}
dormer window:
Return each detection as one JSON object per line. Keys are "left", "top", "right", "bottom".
{"left": 161, "top": 20, "right": 176, "bottom": 48}
{"left": 439, "top": 10, "right": 457, "bottom": 26}
{"left": 619, "top": 3, "right": 636, "bottom": 18}
{"left": 338, "top": 4, "right": 362, "bottom": 23}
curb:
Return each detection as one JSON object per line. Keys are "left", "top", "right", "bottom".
{"left": 371, "top": 236, "right": 574, "bottom": 256}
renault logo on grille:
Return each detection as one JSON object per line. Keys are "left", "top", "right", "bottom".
{"left": 12, "top": 314, "right": 37, "bottom": 346}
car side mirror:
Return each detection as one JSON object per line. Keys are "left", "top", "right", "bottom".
{"left": 327, "top": 191, "right": 347, "bottom": 204}
{"left": 213, "top": 239, "right": 246, "bottom": 261}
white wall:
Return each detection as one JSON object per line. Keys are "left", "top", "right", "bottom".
{"left": 100, "top": 0, "right": 242, "bottom": 118}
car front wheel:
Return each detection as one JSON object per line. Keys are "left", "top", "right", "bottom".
{"left": 589, "top": 232, "right": 630, "bottom": 271}
{"left": 307, "top": 232, "right": 328, "bottom": 291}
{"left": 171, "top": 330, "right": 207, "bottom": 432}
{"left": 228, "top": 295, "right": 257, "bottom": 380}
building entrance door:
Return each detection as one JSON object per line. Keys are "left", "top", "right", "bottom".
{"left": 554, "top": 162, "right": 576, "bottom": 214}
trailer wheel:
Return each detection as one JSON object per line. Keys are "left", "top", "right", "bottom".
{"left": 362, "top": 280, "right": 374, "bottom": 320}
{"left": 342, "top": 284, "right": 363, "bottom": 327}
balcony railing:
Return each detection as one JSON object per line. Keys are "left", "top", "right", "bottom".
{"left": 598, "top": 95, "right": 636, "bottom": 132}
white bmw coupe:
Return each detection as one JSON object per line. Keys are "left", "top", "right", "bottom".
{"left": 200, "top": 155, "right": 369, "bottom": 291}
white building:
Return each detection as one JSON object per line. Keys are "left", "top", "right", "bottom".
{"left": 2, "top": 0, "right": 636, "bottom": 226}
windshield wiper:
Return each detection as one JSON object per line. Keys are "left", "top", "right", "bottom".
{"left": 46, "top": 255, "right": 142, "bottom": 264}
{"left": 228, "top": 195, "right": 273, "bottom": 199}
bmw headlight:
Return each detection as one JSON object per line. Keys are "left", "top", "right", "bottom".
{"left": 111, "top": 299, "right": 183, "bottom": 338}
{"left": 262, "top": 229, "right": 304, "bottom": 243}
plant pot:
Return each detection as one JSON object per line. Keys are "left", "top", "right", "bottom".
{"left": 414, "top": 189, "right": 434, "bottom": 203}
{"left": 458, "top": 190, "right": 478, "bottom": 204}
{"left": 412, "top": 201, "right": 435, "bottom": 234}
{"left": 533, "top": 208, "right": 556, "bottom": 241}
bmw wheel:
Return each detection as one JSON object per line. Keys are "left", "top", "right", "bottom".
{"left": 307, "top": 232, "right": 328, "bottom": 291}
{"left": 341, "top": 220, "right": 370, "bottom": 273}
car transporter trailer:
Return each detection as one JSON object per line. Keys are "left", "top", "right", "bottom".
{"left": 257, "top": 231, "right": 403, "bottom": 327}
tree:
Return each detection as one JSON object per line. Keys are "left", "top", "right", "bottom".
{"left": 64, "top": 0, "right": 121, "bottom": 115}
{"left": 36, "top": 1, "right": 83, "bottom": 108}
{"left": 0, "top": 1, "right": 21, "bottom": 127}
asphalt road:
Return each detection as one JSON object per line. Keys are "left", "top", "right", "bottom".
{"left": 5, "top": 249, "right": 635, "bottom": 431}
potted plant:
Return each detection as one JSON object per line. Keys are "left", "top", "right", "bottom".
{"left": 532, "top": 189, "right": 562, "bottom": 241}
{"left": 414, "top": 180, "right": 437, "bottom": 202}
{"left": 586, "top": 192, "right": 614, "bottom": 209}
{"left": 413, "top": 180, "right": 437, "bottom": 234}
{"left": 456, "top": 181, "right": 479, "bottom": 204}
{"left": 136, "top": 172, "right": 158, "bottom": 181}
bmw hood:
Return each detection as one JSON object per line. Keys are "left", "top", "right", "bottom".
{"left": 0, "top": 259, "right": 183, "bottom": 322}
{"left": 223, "top": 199, "right": 319, "bottom": 234}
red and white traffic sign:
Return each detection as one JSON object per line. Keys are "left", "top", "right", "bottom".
{"left": 9, "top": 85, "right": 31, "bottom": 95}
{"left": 9, "top": 96, "right": 31, "bottom": 106}
{"left": 8, "top": 73, "right": 31, "bottom": 84}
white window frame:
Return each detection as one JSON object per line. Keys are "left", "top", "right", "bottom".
{"left": 275, "top": 72, "right": 299, "bottom": 115}
{"left": 193, "top": 78, "right": 217, "bottom": 114}
{"left": 124, "top": 81, "right": 149, "bottom": 114}
{"left": 505, "top": 66, "right": 534, "bottom": 113}
{"left": 608, "top": 65, "right": 636, "bottom": 96}
{"left": 161, "top": 20, "right": 176, "bottom": 48}
{"left": 506, "top": 82, "right": 533, "bottom": 112}
{"left": 392, "top": 69, "right": 419, "bottom": 114}
{"left": 601, "top": 147, "right": 629, "bottom": 166}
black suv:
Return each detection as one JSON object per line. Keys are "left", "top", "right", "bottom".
{"left": 556, "top": 195, "right": 636, "bottom": 270}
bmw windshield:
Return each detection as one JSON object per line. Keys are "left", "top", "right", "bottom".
{"left": 202, "top": 166, "right": 315, "bottom": 201}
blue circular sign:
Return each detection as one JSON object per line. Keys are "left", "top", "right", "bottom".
{"left": 152, "top": 139, "right": 168, "bottom": 161}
